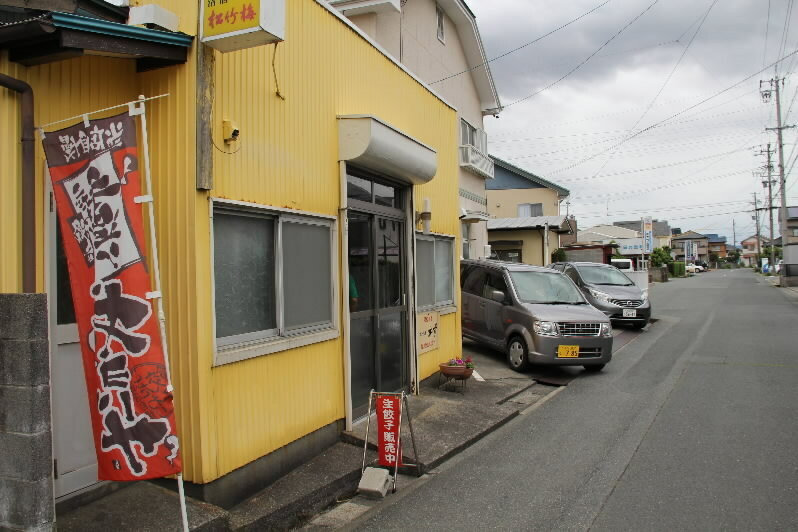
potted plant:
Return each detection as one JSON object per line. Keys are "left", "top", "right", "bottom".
{"left": 439, "top": 357, "right": 475, "bottom": 380}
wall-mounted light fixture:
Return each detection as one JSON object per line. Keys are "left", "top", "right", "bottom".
{"left": 223, "top": 119, "right": 240, "bottom": 144}
{"left": 415, "top": 198, "right": 432, "bottom": 234}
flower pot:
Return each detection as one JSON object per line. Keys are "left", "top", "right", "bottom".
{"left": 438, "top": 363, "right": 474, "bottom": 380}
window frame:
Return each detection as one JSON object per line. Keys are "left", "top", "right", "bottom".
{"left": 460, "top": 118, "right": 488, "bottom": 154}
{"left": 517, "top": 202, "right": 543, "bottom": 217}
{"left": 415, "top": 232, "right": 456, "bottom": 312}
{"left": 210, "top": 198, "right": 339, "bottom": 366}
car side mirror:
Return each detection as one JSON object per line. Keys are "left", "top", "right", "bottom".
{"left": 489, "top": 289, "right": 506, "bottom": 303}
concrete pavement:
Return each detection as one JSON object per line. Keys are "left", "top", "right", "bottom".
{"left": 56, "top": 324, "right": 642, "bottom": 531}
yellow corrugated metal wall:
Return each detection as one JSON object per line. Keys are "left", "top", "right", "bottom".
{"left": 0, "top": 55, "right": 139, "bottom": 292}
{"left": 0, "top": 0, "right": 461, "bottom": 484}
{"left": 195, "top": 0, "right": 460, "bottom": 481}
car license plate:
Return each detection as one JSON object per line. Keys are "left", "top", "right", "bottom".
{"left": 557, "top": 345, "right": 579, "bottom": 358}
{"left": 623, "top": 309, "right": 637, "bottom": 318}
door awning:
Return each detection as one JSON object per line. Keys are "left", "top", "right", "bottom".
{"left": 338, "top": 115, "right": 437, "bottom": 186}
{"left": 0, "top": 11, "right": 193, "bottom": 71}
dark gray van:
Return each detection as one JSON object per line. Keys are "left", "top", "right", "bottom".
{"left": 461, "top": 260, "right": 613, "bottom": 372}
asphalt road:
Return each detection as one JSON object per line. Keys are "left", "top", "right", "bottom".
{"left": 349, "top": 269, "right": 798, "bottom": 531}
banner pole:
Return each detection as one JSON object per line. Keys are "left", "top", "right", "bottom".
{"left": 135, "top": 94, "right": 189, "bottom": 532}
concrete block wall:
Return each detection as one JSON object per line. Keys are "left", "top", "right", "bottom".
{"left": 0, "top": 293, "right": 55, "bottom": 531}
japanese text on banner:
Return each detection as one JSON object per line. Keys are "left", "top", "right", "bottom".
{"left": 42, "top": 112, "right": 182, "bottom": 481}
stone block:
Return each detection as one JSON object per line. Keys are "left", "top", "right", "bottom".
{"left": 0, "top": 338, "right": 50, "bottom": 386}
{"left": 0, "top": 384, "right": 50, "bottom": 433}
{"left": 0, "top": 432, "right": 52, "bottom": 481}
{"left": 0, "top": 476, "right": 54, "bottom": 529}
{"left": 0, "top": 294, "right": 48, "bottom": 341}
{"left": 357, "top": 467, "right": 392, "bottom": 499}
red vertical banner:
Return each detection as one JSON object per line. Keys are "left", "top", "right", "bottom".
{"left": 376, "top": 394, "right": 402, "bottom": 467}
{"left": 42, "top": 112, "right": 181, "bottom": 481}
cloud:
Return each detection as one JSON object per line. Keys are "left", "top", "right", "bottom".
{"left": 467, "top": 0, "right": 797, "bottom": 244}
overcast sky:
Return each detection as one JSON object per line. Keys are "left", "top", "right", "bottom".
{"left": 467, "top": 0, "right": 798, "bottom": 246}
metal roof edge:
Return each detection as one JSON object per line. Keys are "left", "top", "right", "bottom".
{"left": 49, "top": 11, "right": 193, "bottom": 46}
{"left": 489, "top": 155, "right": 570, "bottom": 196}
{"left": 444, "top": 0, "right": 502, "bottom": 114}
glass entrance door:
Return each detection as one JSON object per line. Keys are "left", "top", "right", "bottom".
{"left": 348, "top": 212, "right": 408, "bottom": 419}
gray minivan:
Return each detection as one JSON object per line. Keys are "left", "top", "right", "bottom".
{"left": 461, "top": 260, "right": 613, "bottom": 372}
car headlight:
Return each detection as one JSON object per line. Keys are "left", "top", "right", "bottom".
{"left": 533, "top": 320, "right": 559, "bottom": 337}
{"left": 588, "top": 288, "right": 611, "bottom": 304}
{"left": 600, "top": 322, "right": 612, "bottom": 337}
{"left": 641, "top": 290, "right": 649, "bottom": 302}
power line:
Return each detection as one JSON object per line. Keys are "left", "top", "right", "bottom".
{"left": 778, "top": 0, "right": 795, "bottom": 68}
{"left": 488, "top": 86, "right": 760, "bottom": 140}
{"left": 503, "top": 0, "right": 661, "bottom": 108}
{"left": 548, "top": 47, "right": 798, "bottom": 175}
{"left": 591, "top": 39, "right": 679, "bottom": 59}
{"left": 763, "top": 0, "right": 772, "bottom": 69}
{"left": 570, "top": 169, "right": 749, "bottom": 202}
{"left": 584, "top": 0, "right": 719, "bottom": 181}
{"left": 629, "top": 0, "right": 719, "bottom": 131}
{"left": 558, "top": 147, "right": 753, "bottom": 183}
{"left": 575, "top": 199, "right": 748, "bottom": 218}
{"left": 503, "top": 131, "right": 755, "bottom": 162}
{"left": 430, "top": 0, "right": 611, "bottom": 85}
{"left": 490, "top": 105, "right": 761, "bottom": 145}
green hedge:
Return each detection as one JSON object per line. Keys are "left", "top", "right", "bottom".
{"left": 670, "top": 261, "right": 686, "bottom": 277}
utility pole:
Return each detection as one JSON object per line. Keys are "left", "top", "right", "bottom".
{"left": 761, "top": 77, "right": 794, "bottom": 263}
{"left": 757, "top": 143, "right": 777, "bottom": 268}
{"left": 733, "top": 219, "right": 737, "bottom": 262}
{"left": 753, "top": 192, "right": 762, "bottom": 267}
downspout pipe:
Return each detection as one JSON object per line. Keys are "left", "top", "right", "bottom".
{"left": 0, "top": 74, "right": 36, "bottom": 293}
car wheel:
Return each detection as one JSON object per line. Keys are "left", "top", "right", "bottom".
{"left": 507, "top": 336, "right": 530, "bottom": 372}
{"left": 583, "top": 364, "right": 605, "bottom": 372}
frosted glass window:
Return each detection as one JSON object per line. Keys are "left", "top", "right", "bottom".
{"left": 283, "top": 221, "right": 332, "bottom": 330}
{"left": 213, "top": 206, "right": 335, "bottom": 352}
{"left": 435, "top": 239, "right": 453, "bottom": 304}
{"left": 416, "top": 239, "right": 435, "bottom": 307}
{"left": 213, "top": 212, "right": 276, "bottom": 340}
{"left": 416, "top": 235, "right": 453, "bottom": 308}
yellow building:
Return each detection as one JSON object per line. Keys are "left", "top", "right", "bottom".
{"left": 0, "top": 0, "right": 461, "bottom": 508}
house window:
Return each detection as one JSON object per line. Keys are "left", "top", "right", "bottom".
{"left": 460, "top": 119, "right": 487, "bottom": 154}
{"left": 792, "top": 228, "right": 798, "bottom": 236}
{"left": 517, "top": 203, "right": 543, "bottom": 217}
{"left": 436, "top": 5, "right": 445, "bottom": 42}
{"left": 416, "top": 234, "right": 454, "bottom": 308}
{"left": 213, "top": 205, "right": 335, "bottom": 353}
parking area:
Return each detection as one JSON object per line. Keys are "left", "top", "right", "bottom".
{"left": 462, "top": 322, "right": 649, "bottom": 388}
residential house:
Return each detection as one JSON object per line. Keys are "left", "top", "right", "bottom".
{"left": 487, "top": 216, "right": 574, "bottom": 265}
{"left": 329, "top": 0, "right": 502, "bottom": 260}
{"left": 1, "top": 0, "right": 464, "bottom": 517}
{"left": 574, "top": 224, "right": 643, "bottom": 255}
{"left": 672, "top": 231, "right": 710, "bottom": 264}
{"left": 486, "top": 156, "right": 570, "bottom": 218}
{"left": 559, "top": 243, "right": 618, "bottom": 264}
{"left": 740, "top": 234, "right": 772, "bottom": 266}
{"left": 613, "top": 219, "right": 672, "bottom": 249}
{"left": 704, "top": 234, "right": 728, "bottom": 259}
{"left": 779, "top": 206, "right": 798, "bottom": 245}
{"left": 479, "top": 157, "right": 572, "bottom": 264}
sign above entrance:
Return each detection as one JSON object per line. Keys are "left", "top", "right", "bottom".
{"left": 201, "top": 0, "right": 285, "bottom": 53}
